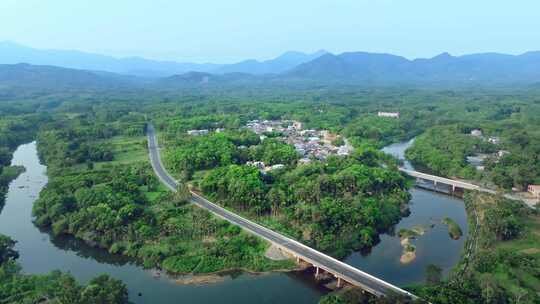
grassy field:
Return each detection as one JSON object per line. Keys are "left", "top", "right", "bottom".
{"left": 463, "top": 193, "right": 540, "bottom": 300}
{"left": 98, "top": 135, "right": 148, "bottom": 167}
{"left": 493, "top": 213, "right": 540, "bottom": 292}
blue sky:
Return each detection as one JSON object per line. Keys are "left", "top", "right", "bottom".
{"left": 1, "top": 0, "right": 539, "bottom": 63}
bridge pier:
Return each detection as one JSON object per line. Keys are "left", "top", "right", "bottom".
{"left": 337, "top": 277, "right": 342, "bottom": 288}
{"left": 315, "top": 266, "right": 320, "bottom": 277}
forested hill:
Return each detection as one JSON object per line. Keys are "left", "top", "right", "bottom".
{"left": 213, "top": 50, "right": 328, "bottom": 74}
{"left": 0, "top": 63, "right": 139, "bottom": 90}
{"left": 287, "top": 51, "right": 540, "bottom": 85}
{"left": 3, "top": 50, "right": 540, "bottom": 91}
{"left": 0, "top": 41, "right": 324, "bottom": 77}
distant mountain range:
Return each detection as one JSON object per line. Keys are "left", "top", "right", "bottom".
{"left": 287, "top": 51, "right": 540, "bottom": 85}
{"left": 214, "top": 50, "right": 327, "bottom": 74}
{"left": 0, "top": 63, "right": 134, "bottom": 89}
{"left": 2, "top": 41, "right": 540, "bottom": 88}
{"left": 0, "top": 41, "right": 326, "bottom": 77}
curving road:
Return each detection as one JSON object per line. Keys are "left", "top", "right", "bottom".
{"left": 146, "top": 123, "right": 416, "bottom": 299}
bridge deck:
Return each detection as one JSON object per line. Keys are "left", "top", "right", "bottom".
{"left": 146, "top": 124, "right": 416, "bottom": 299}
{"left": 399, "top": 168, "right": 496, "bottom": 194}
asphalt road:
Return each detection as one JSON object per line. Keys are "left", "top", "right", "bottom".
{"left": 146, "top": 123, "right": 415, "bottom": 298}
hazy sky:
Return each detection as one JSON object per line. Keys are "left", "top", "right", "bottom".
{"left": 1, "top": 0, "right": 539, "bottom": 63}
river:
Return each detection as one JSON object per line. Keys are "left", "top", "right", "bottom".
{"left": 0, "top": 140, "right": 467, "bottom": 303}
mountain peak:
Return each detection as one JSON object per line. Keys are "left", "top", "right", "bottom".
{"left": 432, "top": 52, "right": 453, "bottom": 60}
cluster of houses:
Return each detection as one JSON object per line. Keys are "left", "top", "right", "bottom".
{"left": 245, "top": 119, "right": 354, "bottom": 162}
{"left": 469, "top": 129, "right": 501, "bottom": 145}
{"left": 466, "top": 129, "right": 510, "bottom": 171}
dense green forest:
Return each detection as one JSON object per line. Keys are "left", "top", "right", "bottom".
{"left": 0, "top": 113, "right": 51, "bottom": 210}
{"left": 0, "top": 86, "right": 539, "bottom": 303}
{"left": 0, "top": 110, "right": 131, "bottom": 303}
{"left": 0, "top": 233, "right": 129, "bottom": 303}
{"left": 321, "top": 193, "right": 540, "bottom": 304}
{"left": 407, "top": 193, "right": 540, "bottom": 303}
{"left": 406, "top": 100, "right": 540, "bottom": 191}
{"left": 153, "top": 101, "right": 412, "bottom": 258}
{"left": 31, "top": 107, "right": 294, "bottom": 276}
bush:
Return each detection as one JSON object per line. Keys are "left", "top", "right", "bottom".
{"left": 162, "top": 255, "right": 201, "bottom": 273}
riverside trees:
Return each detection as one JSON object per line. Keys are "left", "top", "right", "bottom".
{"left": 0, "top": 234, "right": 129, "bottom": 303}
{"left": 199, "top": 145, "right": 410, "bottom": 258}
{"left": 31, "top": 108, "right": 293, "bottom": 277}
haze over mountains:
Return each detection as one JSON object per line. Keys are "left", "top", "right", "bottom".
{"left": 288, "top": 51, "right": 540, "bottom": 84}
{"left": 0, "top": 41, "right": 326, "bottom": 77}
{"left": 1, "top": 41, "right": 540, "bottom": 88}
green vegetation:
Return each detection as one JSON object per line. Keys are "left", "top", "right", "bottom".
{"left": 31, "top": 108, "right": 294, "bottom": 277}
{"left": 198, "top": 151, "right": 410, "bottom": 258}
{"left": 405, "top": 125, "right": 486, "bottom": 178}
{"left": 405, "top": 103, "right": 540, "bottom": 190}
{"left": 0, "top": 166, "right": 24, "bottom": 212}
{"left": 442, "top": 217, "right": 463, "bottom": 240}
{"left": 425, "top": 264, "right": 443, "bottom": 285}
{"left": 319, "top": 288, "right": 424, "bottom": 304}
{"left": 408, "top": 193, "right": 540, "bottom": 303}
{"left": 3, "top": 85, "right": 540, "bottom": 303}
{"left": 0, "top": 113, "right": 51, "bottom": 210}
{"left": 0, "top": 234, "right": 129, "bottom": 303}
{"left": 343, "top": 115, "right": 408, "bottom": 148}
{"left": 398, "top": 228, "right": 420, "bottom": 239}
{"left": 153, "top": 99, "right": 413, "bottom": 258}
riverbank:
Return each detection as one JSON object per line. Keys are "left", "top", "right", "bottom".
{"left": 442, "top": 217, "right": 463, "bottom": 240}
{"left": 4, "top": 136, "right": 471, "bottom": 304}
{"left": 343, "top": 140, "right": 468, "bottom": 286}
{"left": 1, "top": 141, "right": 327, "bottom": 304}
{"left": 408, "top": 192, "right": 540, "bottom": 303}
{"left": 171, "top": 262, "right": 311, "bottom": 285}
{"left": 0, "top": 165, "right": 25, "bottom": 210}
{"left": 33, "top": 130, "right": 300, "bottom": 273}
{"left": 0, "top": 143, "right": 131, "bottom": 303}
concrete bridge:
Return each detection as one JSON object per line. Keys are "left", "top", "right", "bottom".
{"left": 146, "top": 124, "right": 417, "bottom": 299}
{"left": 399, "top": 168, "right": 496, "bottom": 195}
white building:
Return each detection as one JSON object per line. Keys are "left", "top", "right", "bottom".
{"left": 497, "top": 150, "right": 510, "bottom": 158}
{"left": 470, "top": 129, "right": 483, "bottom": 137}
{"left": 378, "top": 112, "right": 400, "bottom": 118}
{"left": 487, "top": 136, "right": 501, "bottom": 144}
{"left": 337, "top": 145, "right": 352, "bottom": 156}
{"left": 187, "top": 129, "right": 209, "bottom": 136}
{"left": 269, "top": 164, "right": 285, "bottom": 171}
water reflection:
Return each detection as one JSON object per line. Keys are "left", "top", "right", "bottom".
{"left": 0, "top": 142, "right": 326, "bottom": 304}
{"left": 344, "top": 139, "right": 468, "bottom": 286}
{"left": 0, "top": 140, "right": 468, "bottom": 303}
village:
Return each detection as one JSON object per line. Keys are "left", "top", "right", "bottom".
{"left": 465, "top": 128, "right": 540, "bottom": 203}
{"left": 466, "top": 128, "right": 510, "bottom": 171}
{"left": 245, "top": 119, "right": 353, "bottom": 162}
{"left": 185, "top": 119, "right": 354, "bottom": 173}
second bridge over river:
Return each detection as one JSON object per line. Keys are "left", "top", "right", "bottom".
{"left": 399, "top": 168, "right": 496, "bottom": 194}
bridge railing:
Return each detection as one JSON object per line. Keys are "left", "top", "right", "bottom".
{"left": 147, "top": 124, "right": 417, "bottom": 299}
{"left": 190, "top": 192, "right": 417, "bottom": 298}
